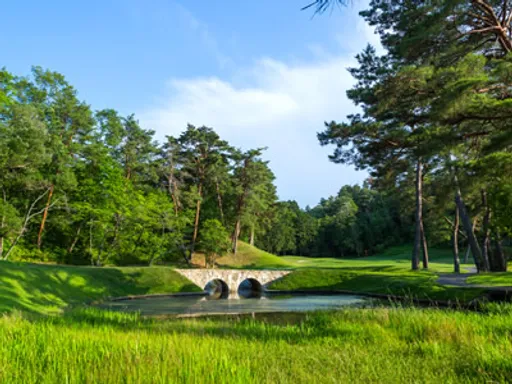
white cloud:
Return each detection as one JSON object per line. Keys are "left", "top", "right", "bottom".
{"left": 139, "top": 53, "right": 368, "bottom": 207}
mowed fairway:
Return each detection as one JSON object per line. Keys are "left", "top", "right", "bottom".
{"left": 218, "top": 243, "right": 488, "bottom": 302}
{"left": 218, "top": 243, "right": 476, "bottom": 273}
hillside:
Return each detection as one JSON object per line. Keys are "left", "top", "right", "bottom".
{"left": 214, "top": 242, "right": 296, "bottom": 269}
{"left": 0, "top": 262, "right": 200, "bottom": 315}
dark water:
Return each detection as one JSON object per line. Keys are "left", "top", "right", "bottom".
{"left": 98, "top": 293, "right": 367, "bottom": 316}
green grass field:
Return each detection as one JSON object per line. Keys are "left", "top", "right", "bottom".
{"left": 217, "top": 243, "right": 475, "bottom": 273}
{"left": 1, "top": 245, "right": 512, "bottom": 383}
{"left": 468, "top": 273, "right": 512, "bottom": 286}
{"left": 1, "top": 306, "right": 512, "bottom": 383}
{"left": 268, "top": 269, "right": 484, "bottom": 302}
{"left": 217, "top": 243, "right": 487, "bottom": 302}
{"left": 282, "top": 245, "right": 475, "bottom": 272}
{"left": 0, "top": 262, "right": 200, "bottom": 315}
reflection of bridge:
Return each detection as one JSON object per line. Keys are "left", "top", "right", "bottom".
{"left": 175, "top": 269, "right": 292, "bottom": 296}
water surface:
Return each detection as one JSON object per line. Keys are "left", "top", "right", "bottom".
{"left": 98, "top": 294, "right": 367, "bottom": 316}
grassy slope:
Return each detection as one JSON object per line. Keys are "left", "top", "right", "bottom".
{"left": 216, "top": 242, "right": 296, "bottom": 269}
{"left": 0, "top": 262, "right": 201, "bottom": 315}
{"left": 1, "top": 306, "right": 512, "bottom": 383}
{"left": 215, "top": 244, "right": 484, "bottom": 301}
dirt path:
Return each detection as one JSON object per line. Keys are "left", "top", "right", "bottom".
{"left": 436, "top": 267, "right": 479, "bottom": 287}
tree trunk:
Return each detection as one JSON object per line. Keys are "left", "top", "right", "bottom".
{"left": 249, "top": 225, "right": 255, "bottom": 246}
{"left": 454, "top": 179, "right": 484, "bottom": 271}
{"left": 412, "top": 158, "right": 422, "bottom": 270}
{"left": 167, "top": 157, "right": 180, "bottom": 216}
{"left": 453, "top": 204, "right": 461, "bottom": 274}
{"left": 420, "top": 221, "right": 429, "bottom": 269}
{"left": 232, "top": 219, "right": 241, "bottom": 255}
{"left": 494, "top": 233, "right": 507, "bottom": 272}
{"left": 215, "top": 179, "right": 225, "bottom": 224}
{"left": 36, "top": 184, "right": 54, "bottom": 249}
{"left": 5, "top": 188, "right": 53, "bottom": 261}
{"left": 190, "top": 183, "right": 203, "bottom": 258}
{"left": 67, "top": 222, "right": 83, "bottom": 254}
{"left": 463, "top": 218, "right": 478, "bottom": 264}
{"left": 0, "top": 188, "right": 6, "bottom": 259}
{"left": 480, "top": 189, "right": 492, "bottom": 272}
{"left": 168, "top": 175, "right": 179, "bottom": 217}
{"left": 104, "top": 213, "right": 122, "bottom": 263}
{"left": 179, "top": 244, "right": 191, "bottom": 266}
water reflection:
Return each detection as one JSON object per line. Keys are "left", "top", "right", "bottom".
{"left": 98, "top": 293, "right": 367, "bottom": 316}
{"left": 204, "top": 279, "right": 230, "bottom": 299}
{"left": 237, "top": 278, "right": 263, "bottom": 299}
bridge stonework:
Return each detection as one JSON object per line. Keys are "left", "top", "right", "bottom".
{"left": 175, "top": 269, "right": 292, "bottom": 293}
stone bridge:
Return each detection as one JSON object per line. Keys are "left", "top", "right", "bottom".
{"left": 175, "top": 269, "right": 292, "bottom": 296}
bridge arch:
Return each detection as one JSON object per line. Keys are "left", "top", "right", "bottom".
{"left": 204, "top": 279, "right": 229, "bottom": 299}
{"left": 238, "top": 278, "right": 263, "bottom": 298}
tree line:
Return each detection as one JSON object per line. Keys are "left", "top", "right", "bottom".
{"left": 0, "top": 68, "right": 279, "bottom": 265}
{"left": 0, "top": 66, "right": 423, "bottom": 265}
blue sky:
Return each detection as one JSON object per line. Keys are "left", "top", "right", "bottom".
{"left": 2, "top": 0, "right": 379, "bottom": 207}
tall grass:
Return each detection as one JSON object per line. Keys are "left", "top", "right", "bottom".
{"left": 1, "top": 306, "right": 511, "bottom": 383}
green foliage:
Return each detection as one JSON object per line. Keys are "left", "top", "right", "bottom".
{"left": 260, "top": 185, "right": 409, "bottom": 258}
{"left": 198, "top": 219, "right": 230, "bottom": 267}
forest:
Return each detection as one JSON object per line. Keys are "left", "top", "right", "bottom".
{"left": 0, "top": 68, "right": 404, "bottom": 266}
{"left": 2, "top": 0, "right": 512, "bottom": 273}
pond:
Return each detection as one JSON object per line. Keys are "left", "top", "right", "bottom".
{"left": 98, "top": 293, "right": 367, "bottom": 316}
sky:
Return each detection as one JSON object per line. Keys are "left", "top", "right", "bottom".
{"left": 2, "top": 0, "right": 380, "bottom": 207}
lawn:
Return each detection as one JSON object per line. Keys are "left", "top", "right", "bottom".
{"left": 214, "top": 244, "right": 485, "bottom": 302}
{"left": 1, "top": 306, "right": 511, "bottom": 383}
{"left": 0, "top": 262, "right": 201, "bottom": 315}
{"left": 468, "top": 273, "right": 512, "bottom": 286}
{"left": 281, "top": 245, "right": 475, "bottom": 273}
{"left": 268, "top": 269, "right": 485, "bottom": 302}
{"left": 216, "top": 243, "right": 476, "bottom": 273}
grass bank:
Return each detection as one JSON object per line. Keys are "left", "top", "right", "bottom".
{"left": 0, "top": 262, "right": 201, "bottom": 315}
{"left": 215, "top": 242, "right": 295, "bottom": 269}
{"left": 1, "top": 306, "right": 511, "bottom": 383}
{"left": 468, "top": 273, "right": 512, "bottom": 287}
{"left": 269, "top": 269, "right": 485, "bottom": 302}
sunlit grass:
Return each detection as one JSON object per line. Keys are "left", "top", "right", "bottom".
{"left": 269, "top": 269, "right": 485, "bottom": 302}
{"left": 1, "top": 306, "right": 511, "bottom": 383}
{"left": 281, "top": 245, "right": 474, "bottom": 273}
{"left": 0, "top": 262, "right": 201, "bottom": 315}
{"left": 468, "top": 272, "right": 512, "bottom": 286}
{"left": 216, "top": 242, "right": 296, "bottom": 269}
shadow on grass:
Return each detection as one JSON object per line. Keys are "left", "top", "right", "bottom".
{"left": 32, "top": 306, "right": 389, "bottom": 345}
{"left": 0, "top": 261, "right": 201, "bottom": 315}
